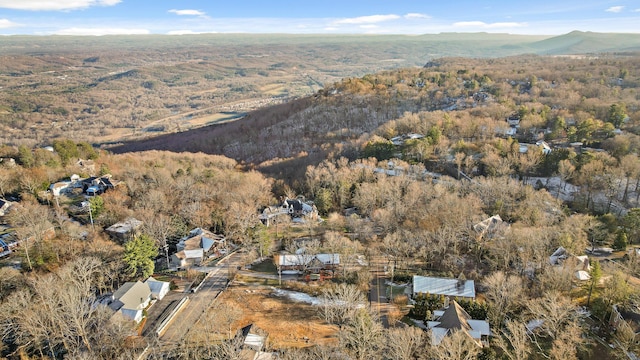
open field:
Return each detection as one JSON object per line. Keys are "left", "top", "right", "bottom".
{"left": 194, "top": 282, "right": 339, "bottom": 349}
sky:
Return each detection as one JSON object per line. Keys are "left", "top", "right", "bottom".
{"left": 0, "top": 0, "right": 639, "bottom": 36}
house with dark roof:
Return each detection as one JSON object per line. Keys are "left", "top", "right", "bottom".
{"left": 81, "top": 174, "right": 122, "bottom": 196}
{"left": 426, "top": 300, "right": 491, "bottom": 347}
{"left": 109, "top": 281, "right": 152, "bottom": 323}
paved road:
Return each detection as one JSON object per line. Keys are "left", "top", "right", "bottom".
{"left": 153, "top": 252, "right": 245, "bottom": 346}
{"left": 369, "top": 255, "right": 396, "bottom": 328}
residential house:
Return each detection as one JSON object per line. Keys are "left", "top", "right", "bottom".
{"left": 519, "top": 141, "right": 553, "bottom": 155}
{"left": 144, "top": 277, "right": 170, "bottom": 300}
{"left": 282, "top": 198, "right": 317, "bottom": 221}
{"left": 426, "top": 300, "right": 491, "bottom": 347}
{"left": 473, "top": 215, "right": 509, "bottom": 240}
{"left": 412, "top": 275, "right": 476, "bottom": 300}
{"left": 0, "top": 198, "right": 13, "bottom": 217}
{"left": 109, "top": 281, "right": 152, "bottom": 323}
{"left": 390, "top": 133, "right": 425, "bottom": 146}
{"left": 49, "top": 181, "right": 71, "bottom": 197}
{"left": 81, "top": 174, "right": 122, "bottom": 196}
{"left": 258, "top": 206, "right": 290, "bottom": 227}
{"left": 496, "top": 126, "right": 518, "bottom": 137}
{"left": 176, "top": 227, "right": 226, "bottom": 258}
{"left": 0, "top": 231, "right": 17, "bottom": 258}
{"left": 274, "top": 253, "right": 340, "bottom": 275}
{"left": 258, "top": 197, "right": 319, "bottom": 226}
{"left": 171, "top": 249, "right": 205, "bottom": 269}
{"left": 506, "top": 115, "right": 521, "bottom": 127}
{"left": 106, "top": 218, "right": 143, "bottom": 243}
{"left": 549, "top": 246, "right": 591, "bottom": 281}
{"left": 536, "top": 140, "right": 553, "bottom": 155}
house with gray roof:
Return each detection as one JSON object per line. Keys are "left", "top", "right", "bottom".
{"left": 412, "top": 275, "right": 476, "bottom": 300}
{"left": 427, "top": 300, "right": 490, "bottom": 347}
{"left": 144, "top": 276, "right": 170, "bottom": 300}
{"left": 106, "top": 218, "right": 143, "bottom": 243}
{"left": 109, "top": 281, "right": 152, "bottom": 323}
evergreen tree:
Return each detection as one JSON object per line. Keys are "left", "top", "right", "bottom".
{"left": 587, "top": 260, "right": 602, "bottom": 306}
{"left": 614, "top": 231, "right": 628, "bottom": 251}
{"left": 608, "top": 103, "right": 627, "bottom": 128}
{"left": 123, "top": 234, "right": 158, "bottom": 279}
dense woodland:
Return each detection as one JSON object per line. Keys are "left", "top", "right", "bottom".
{"left": 2, "top": 45, "right": 640, "bottom": 359}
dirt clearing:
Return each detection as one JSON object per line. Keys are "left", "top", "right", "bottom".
{"left": 214, "top": 282, "right": 339, "bottom": 349}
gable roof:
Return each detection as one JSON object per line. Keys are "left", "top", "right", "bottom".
{"left": 177, "top": 228, "right": 225, "bottom": 252}
{"left": 413, "top": 275, "right": 476, "bottom": 299}
{"left": 145, "top": 277, "right": 170, "bottom": 295}
{"left": 179, "top": 249, "right": 204, "bottom": 259}
{"left": 112, "top": 281, "right": 151, "bottom": 310}
{"left": 473, "top": 215, "right": 507, "bottom": 237}
{"left": 436, "top": 301, "right": 472, "bottom": 332}
{"left": 427, "top": 300, "right": 491, "bottom": 345}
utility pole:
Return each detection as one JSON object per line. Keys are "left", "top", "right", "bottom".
{"left": 88, "top": 201, "right": 94, "bottom": 230}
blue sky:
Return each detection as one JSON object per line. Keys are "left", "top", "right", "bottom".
{"left": 0, "top": 0, "right": 639, "bottom": 36}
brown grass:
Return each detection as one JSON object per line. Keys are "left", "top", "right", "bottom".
{"left": 217, "top": 284, "right": 339, "bottom": 349}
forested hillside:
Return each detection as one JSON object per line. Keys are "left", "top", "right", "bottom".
{"left": 2, "top": 37, "right": 640, "bottom": 359}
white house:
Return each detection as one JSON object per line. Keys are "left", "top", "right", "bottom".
{"left": 109, "top": 281, "right": 152, "bottom": 323}
{"left": 172, "top": 248, "right": 205, "bottom": 268}
{"left": 145, "top": 277, "right": 170, "bottom": 300}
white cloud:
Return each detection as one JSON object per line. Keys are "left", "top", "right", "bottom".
{"left": 606, "top": 6, "right": 624, "bottom": 13}
{"left": 359, "top": 24, "right": 379, "bottom": 29}
{"left": 453, "top": 21, "right": 527, "bottom": 29}
{"left": 168, "top": 9, "right": 206, "bottom": 16}
{"left": 333, "top": 14, "right": 400, "bottom": 25}
{"left": 53, "top": 27, "right": 149, "bottom": 36}
{"left": 0, "top": 18, "right": 18, "bottom": 28}
{"left": 633, "top": 8, "right": 640, "bottom": 12}
{"left": 0, "top": 0, "right": 120, "bottom": 11}
{"left": 404, "top": 13, "right": 430, "bottom": 19}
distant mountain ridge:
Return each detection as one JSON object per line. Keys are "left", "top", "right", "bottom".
{"left": 529, "top": 31, "right": 640, "bottom": 54}
{"left": 1, "top": 31, "right": 639, "bottom": 58}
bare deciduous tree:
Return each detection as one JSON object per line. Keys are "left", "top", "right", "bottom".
{"left": 483, "top": 271, "right": 523, "bottom": 325}
{"left": 385, "top": 326, "right": 427, "bottom": 360}
{"left": 321, "top": 283, "right": 366, "bottom": 326}
{"left": 339, "top": 308, "right": 384, "bottom": 360}
{"left": 494, "top": 319, "right": 532, "bottom": 360}
{"left": 429, "top": 329, "right": 481, "bottom": 360}
{"left": 8, "top": 200, "right": 54, "bottom": 271}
